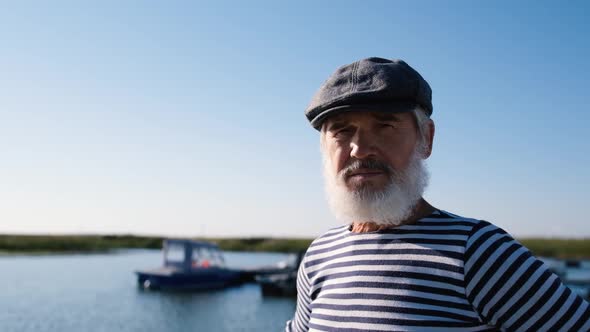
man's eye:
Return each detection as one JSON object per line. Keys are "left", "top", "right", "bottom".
{"left": 332, "top": 128, "right": 353, "bottom": 137}
{"left": 379, "top": 123, "right": 396, "bottom": 129}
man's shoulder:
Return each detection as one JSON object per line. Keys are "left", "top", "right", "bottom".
{"left": 418, "top": 209, "right": 481, "bottom": 225}
{"left": 430, "top": 210, "right": 511, "bottom": 240}
{"left": 297, "top": 225, "right": 350, "bottom": 264}
{"left": 416, "top": 209, "right": 507, "bottom": 238}
{"left": 309, "top": 224, "right": 350, "bottom": 247}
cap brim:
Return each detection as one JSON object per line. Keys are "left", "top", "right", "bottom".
{"left": 310, "top": 101, "right": 417, "bottom": 130}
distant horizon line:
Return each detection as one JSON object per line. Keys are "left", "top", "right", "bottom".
{"left": 0, "top": 232, "right": 588, "bottom": 240}
{"left": 0, "top": 232, "right": 317, "bottom": 240}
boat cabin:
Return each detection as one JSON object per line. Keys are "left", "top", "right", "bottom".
{"left": 163, "top": 239, "right": 226, "bottom": 271}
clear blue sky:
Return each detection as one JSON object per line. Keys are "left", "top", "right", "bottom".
{"left": 1, "top": 1, "right": 588, "bottom": 238}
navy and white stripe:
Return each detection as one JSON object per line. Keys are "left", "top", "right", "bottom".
{"left": 286, "top": 210, "right": 590, "bottom": 331}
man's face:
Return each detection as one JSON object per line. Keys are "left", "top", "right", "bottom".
{"left": 320, "top": 110, "right": 432, "bottom": 225}
{"left": 322, "top": 111, "right": 421, "bottom": 192}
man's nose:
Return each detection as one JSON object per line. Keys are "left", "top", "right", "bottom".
{"left": 350, "top": 130, "right": 377, "bottom": 159}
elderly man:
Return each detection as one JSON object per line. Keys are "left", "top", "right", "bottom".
{"left": 286, "top": 57, "right": 589, "bottom": 331}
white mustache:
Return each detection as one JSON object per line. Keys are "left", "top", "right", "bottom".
{"left": 341, "top": 159, "right": 392, "bottom": 178}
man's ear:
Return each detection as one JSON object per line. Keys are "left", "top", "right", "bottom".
{"left": 423, "top": 120, "right": 435, "bottom": 159}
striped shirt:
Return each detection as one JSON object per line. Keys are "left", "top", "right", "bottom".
{"left": 286, "top": 210, "right": 590, "bottom": 331}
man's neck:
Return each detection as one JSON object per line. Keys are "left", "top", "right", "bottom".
{"left": 350, "top": 198, "right": 436, "bottom": 233}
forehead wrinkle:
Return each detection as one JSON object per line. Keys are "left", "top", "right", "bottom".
{"left": 371, "top": 112, "right": 404, "bottom": 122}
{"left": 328, "top": 110, "right": 408, "bottom": 122}
{"left": 323, "top": 111, "right": 415, "bottom": 133}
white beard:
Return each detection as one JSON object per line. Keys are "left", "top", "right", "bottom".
{"left": 323, "top": 145, "right": 429, "bottom": 227}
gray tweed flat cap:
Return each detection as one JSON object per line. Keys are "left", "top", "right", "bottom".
{"left": 305, "top": 57, "right": 432, "bottom": 130}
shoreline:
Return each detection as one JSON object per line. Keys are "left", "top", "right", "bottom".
{"left": 0, "top": 235, "right": 588, "bottom": 259}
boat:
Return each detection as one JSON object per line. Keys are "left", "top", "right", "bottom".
{"left": 135, "top": 239, "right": 243, "bottom": 290}
{"left": 542, "top": 257, "right": 590, "bottom": 299}
{"left": 255, "top": 251, "right": 304, "bottom": 297}
{"left": 256, "top": 269, "right": 298, "bottom": 297}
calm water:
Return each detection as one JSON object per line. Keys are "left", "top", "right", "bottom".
{"left": 0, "top": 250, "right": 296, "bottom": 332}
{"left": 3, "top": 251, "right": 589, "bottom": 332}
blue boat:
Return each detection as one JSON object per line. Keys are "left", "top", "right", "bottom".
{"left": 135, "top": 239, "right": 243, "bottom": 290}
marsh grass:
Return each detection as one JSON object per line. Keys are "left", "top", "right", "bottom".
{"left": 0, "top": 235, "right": 163, "bottom": 254}
{"left": 0, "top": 235, "right": 311, "bottom": 254}
{"left": 519, "top": 238, "right": 590, "bottom": 259}
{"left": 0, "top": 235, "right": 587, "bottom": 258}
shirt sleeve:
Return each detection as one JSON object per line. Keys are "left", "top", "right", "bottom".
{"left": 285, "top": 254, "right": 313, "bottom": 332}
{"left": 464, "top": 220, "right": 590, "bottom": 331}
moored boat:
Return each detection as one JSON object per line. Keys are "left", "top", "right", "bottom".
{"left": 254, "top": 251, "right": 304, "bottom": 297}
{"left": 256, "top": 269, "right": 298, "bottom": 297}
{"left": 543, "top": 257, "right": 590, "bottom": 299}
{"left": 135, "top": 239, "right": 242, "bottom": 290}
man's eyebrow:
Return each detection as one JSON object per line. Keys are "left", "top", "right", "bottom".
{"left": 326, "top": 120, "right": 348, "bottom": 131}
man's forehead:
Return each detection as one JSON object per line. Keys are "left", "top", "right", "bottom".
{"left": 325, "top": 111, "right": 413, "bottom": 125}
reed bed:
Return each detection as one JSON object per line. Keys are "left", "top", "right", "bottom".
{"left": 0, "top": 235, "right": 588, "bottom": 258}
